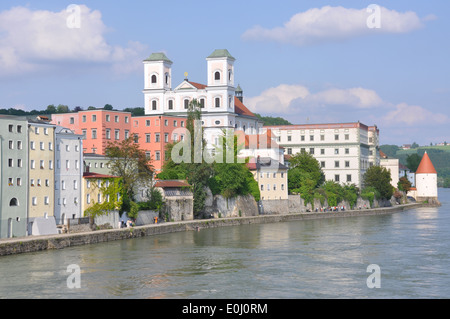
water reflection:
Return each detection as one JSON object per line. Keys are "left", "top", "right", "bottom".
{"left": 1, "top": 189, "right": 450, "bottom": 298}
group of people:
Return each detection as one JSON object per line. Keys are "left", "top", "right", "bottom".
{"left": 314, "top": 206, "right": 346, "bottom": 213}
{"left": 119, "top": 219, "right": 135, "bottom": 228}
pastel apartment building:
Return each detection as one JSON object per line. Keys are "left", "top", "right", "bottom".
{"left": 28, "top": 121, "right": 56, "bottom": 232}
{"left": 0, "top": 116, "right": 29, "bottom": 238}
{"left": 0, "top": 115, "right": 85, "bottom": 238}
{"left": 51, "top": 110, "right": 187, "bottom": 172}
{"left": 54, "top": 126, "right": 84, "bottom": 225}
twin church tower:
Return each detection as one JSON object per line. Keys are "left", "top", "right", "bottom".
{"left": 142, "top": 49, "right": 262, "bottom": 150}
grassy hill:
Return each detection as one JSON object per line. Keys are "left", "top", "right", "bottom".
{"left": 380, "top": 144, "right": 450, "bottom": 187}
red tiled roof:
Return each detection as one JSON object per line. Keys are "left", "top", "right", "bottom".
{"left": 83, "top": 172, "right": 119, "bottom": 179}
{"left": 234, "top": 97, "right": 256, "bottom": 118}
{"left": 416, "top": 152, "right": 437, "bottom": 174}
{"left": 188, "top": 81, "right": 207, "bottom": 90}
{"left": 154, "top": 180, "right": 191, "bottom": 188}
{"left": 187, "top": 81, "right": 257, "bottom": 119}
{"left": 244, "top": 130, "right": 283, "bottom": 150}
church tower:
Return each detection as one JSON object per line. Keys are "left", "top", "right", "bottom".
{"left": 415, "top": 151, "right": 439, "bottom": 202}
{"left": 143, "top": 52, "right": 173, "bottom": 114}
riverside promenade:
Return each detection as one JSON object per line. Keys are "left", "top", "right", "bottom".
{"left": 0, "top": 203, "right": 425, "bottom": 257}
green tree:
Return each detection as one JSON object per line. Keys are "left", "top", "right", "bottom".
{"left": 105, "top": 137, "right": 154, "bottom": 215}
{"left": 56, "top": 104, "right": 70, "bottom": 113}
{"left": 411, "top": 142, "right": 419, "bottom": 149}
{"left": 406, "top": 153, "right": 422, "bottom": 172}
{"left": 84, "top": 177, "right": 123, "bottom": 218}
{"left": 104, "top": 104, "right": 113, "bottom": 110}
{"left": 46, "top": 104, "right": 57, "bottom": 113}
{"left": 363, "top": 166, "right": 394, "bottom": 200}
{"left": 398, "top": 176, "right": 412, "bottom": 192}
{"left": 288, "top": 150, "right": 325, "bottom": 188}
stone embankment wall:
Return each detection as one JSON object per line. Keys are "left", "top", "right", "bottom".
{"left": 0, "top": 203, "right": 427, "bottom": 256}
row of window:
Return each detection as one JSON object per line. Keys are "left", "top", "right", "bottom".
{"left": 284, "top": 134, "right": 351, "bottom": 142}
{"left": 259, "top": 172, "right": 285, "bottom": 179}
{"left": 80, "top": 114, "right": 129, "bottom": 124}
{"left": 320, "top": 161, "right": 352, "bottom": 169}
{"left": 86, "top": 193, "right": 120, "bottom": 205}
{"left": 260, "top": 184, "right": 285, "bottom": 191}
{"left": 8, "top": 124, "right": 23, "bottom": 133}
{"left": 10, "top": 140, "right": 80, "bottom": 152}
{"left": 333, "top": 174, "right": 353, "bottom": 183}
{"left": 286, "top": 148, "right": 352, "bottom": 155}
{"left": 150, "top": 96, "right": 233, "bottom": 111}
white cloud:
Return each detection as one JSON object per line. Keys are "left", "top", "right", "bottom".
{"left": 242, "top": 5, "right": 425, "bottom": 46}
{"left": 383, "top": 102, "right": 449, "bottom": 126}
{"left": 0, "top": 5, "right": 147, "bottom": 76}
{"left": 245, "top": 84, "right": 384, "bottom": 114}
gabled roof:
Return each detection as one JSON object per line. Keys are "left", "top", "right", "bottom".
{"left": 188, "top": 81, "right": 207, "bottom": 90}
{"left": 416, "top": 152, "right": 437, "bottom": 174}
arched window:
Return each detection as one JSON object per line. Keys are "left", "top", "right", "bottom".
{"left": 214, "top": 71, "right": 221, "bottom": 81}
{"left": 168, "top": 100, "right": 173, "bottom": 110}
{"left": 215, "top": 97, "right": 221, "bottom": 108}
{"left": 199, "top": 98, "right": 205, "bottom": 108}
{"left": 152, "top": 100, "right": 157, "bottom": 111}
{"left": 9, "top": 198, "right": 18, "bottom": 206}
{"left": 184, "top": 99, "right": 189, "bottom": 109}
{"left": 151, "top": 75, "right": 157, "bottom": 84}
{"left": 165, "top": 73, "right": 169, "bottom": 85}
{"left": 228, "top": 69, "right": 232, "bottom": 81}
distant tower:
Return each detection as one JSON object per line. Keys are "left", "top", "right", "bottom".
{"left": 415, "top": 151, "right": 439, "bottom": 202}
{"left": 235, "top": 84, "right": 243, "bottom": 103}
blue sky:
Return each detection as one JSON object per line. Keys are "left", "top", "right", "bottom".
{"left": 0, "top": 0, "right": 449, "bottom": 146}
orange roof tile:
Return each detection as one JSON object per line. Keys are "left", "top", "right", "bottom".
{"left": 188, "top": 81, "right": 207, "bottom": 90}
{"left": 234, "top": 97, "right": 256, "bottom": 118}
{"left": 416, "top": 152, "right": 437, "bottom": 174}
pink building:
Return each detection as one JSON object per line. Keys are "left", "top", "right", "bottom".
{"left": 51, "top": 110, "right": 187, "bottom": 172}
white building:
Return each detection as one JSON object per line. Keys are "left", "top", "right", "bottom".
{"left": 142, "top": 49, "right": 263, "bottom": 151}
{"left": 262, "top": 122, "right": 380, "bottom": 188}
{"left": 54, "top": 126, "right": 84, "bottom": 225}
{"left": 415, "top": 151, "right": 438, "bottom": 200}
{"left": 380, "top": 150, "right": 399, "bottom": 188}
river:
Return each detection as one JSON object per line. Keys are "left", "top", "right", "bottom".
{"left": 1, "top": 189, "right": 449, "bottom": 299}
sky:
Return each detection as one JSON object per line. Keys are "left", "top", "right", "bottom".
{"left": 0, "top": 0, "right": 449, "bottom": 146}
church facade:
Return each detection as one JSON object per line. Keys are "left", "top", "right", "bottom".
{"left": 142, "top": 49, "right": 263, "bottom": 152}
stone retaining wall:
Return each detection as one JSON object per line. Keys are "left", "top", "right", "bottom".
{"left": 0, "top": 203, "right": 427, "bottom": 257}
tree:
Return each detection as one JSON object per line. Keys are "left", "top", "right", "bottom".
{"left": 406, "top": 153, "right": 422, "bottom": 172}
{"left": 46, "top": 104, "right": 57, "bottom": 113}
{"left": 398, "top": 176, "right": 412, "bottom": 192}
{"left": 105, "top": 137, "right": 154, "bottom": 215}
{"left": 288, "top": 150, "right": 325, "bottom": 188}
{"left": 104, "top": 104, "right": 113, "bottom": 110}
{"left": 56, "top": 104, "right": 70, "bottom": 113}
{"left": 84, "top": 177, "right": 123, "bottom": 218}
{"left": 411, "top": 142, "right": 419, "bottom": 149}
{"left": 363, "top": 166, "right": 394, "bottom": 200}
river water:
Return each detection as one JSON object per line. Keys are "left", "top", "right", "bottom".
{"left": 1, "top": 189, "right": 449, "bottom": 299}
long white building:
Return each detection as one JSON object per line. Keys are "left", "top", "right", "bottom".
{"left": 262, "top": 122, "right": 380, "bottom": 188}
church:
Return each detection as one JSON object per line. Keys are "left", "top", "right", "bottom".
{"left": 142, "top": 49, "right": 263, "bottom": 152}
